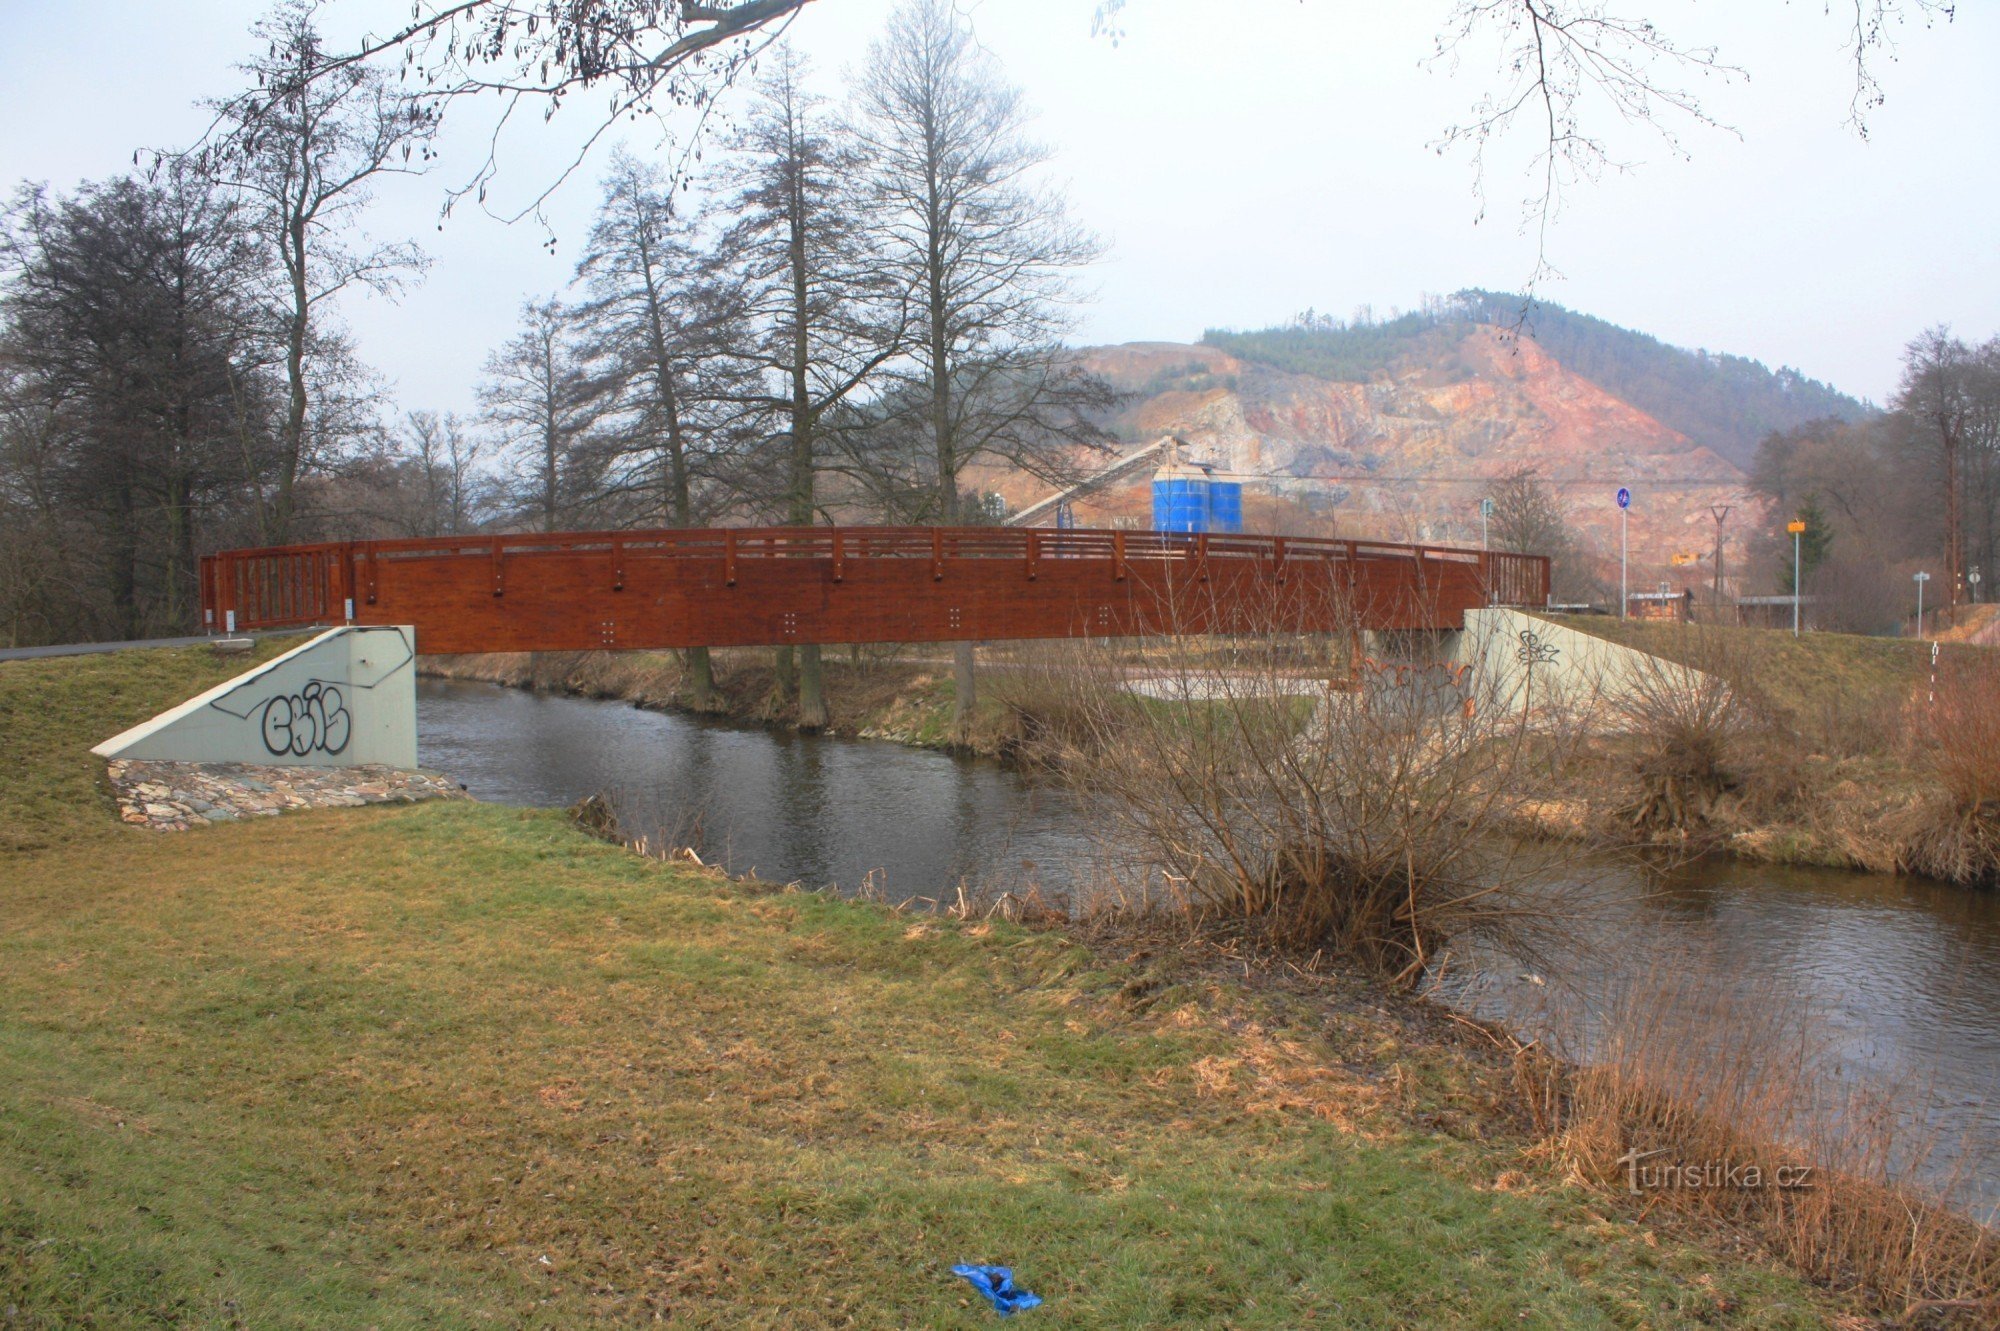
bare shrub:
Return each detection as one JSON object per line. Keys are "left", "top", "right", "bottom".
{"left": 984, "top": 642, "right": 1127, "bottom": 766}
{"left": 1900, "top": 649, "right": 2000, "bottom": 886}
{"left": 1050, "top": 585, "right": 1585, "bottom": 987}
{"left": 1613, "top": 627, "right": 1781, "bottom": 835}
{"left": 1516, "top": 941, "right": 1999, "bottom": 1318}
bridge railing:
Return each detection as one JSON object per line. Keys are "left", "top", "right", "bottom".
{"left": 199, "top": 525, "right": 1549, "bottom": 633}
{"left": 1481, "top": 550, "right": 1550, "bottom": 609}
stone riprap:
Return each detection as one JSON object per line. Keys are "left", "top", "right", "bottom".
{"left": 107, "top": 759, "right": 462, "bottom": 831}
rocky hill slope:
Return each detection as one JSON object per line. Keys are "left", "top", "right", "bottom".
{"left": 995, "top": 326, "right": 1775, "bottom": 584}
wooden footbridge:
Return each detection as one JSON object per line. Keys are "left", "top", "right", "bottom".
{"left": 199, "top": 526, "right": 1549, "bottom": 654}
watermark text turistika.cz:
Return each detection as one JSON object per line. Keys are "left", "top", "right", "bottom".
{"left": 1618, "top": 1148, "right": 1815, "bottom": 1194}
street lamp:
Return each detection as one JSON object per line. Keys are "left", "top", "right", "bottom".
{"left": 1915, "top": 570, "right": 1931, "bottom": 641}
{"left": 1787, "top": 519, "right": 1806, "bottom": 637}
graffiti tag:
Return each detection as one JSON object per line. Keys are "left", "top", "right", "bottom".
{"left": 1516, "top": 630, "right": 1561, "bottom": 667}
{"left": 258, "top": 681, "right": 351, "bottom": 757}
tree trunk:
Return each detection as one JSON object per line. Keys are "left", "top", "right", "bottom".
{"left": 774, "top": 644, "right": 797, "bottom": 719}
{"left": 275, "top": 213, "right": 310, "bottom": 545}
{"left": 1945, "top": 420, "right": 1963, "bottom": 626}
{"left": 783, "top": 148, "right": 830, "bottom": 733}
{"left": 110, "top": 480, "right": 140, "bottom": 640}
{"left": 927, "top": 212, "right": 975, "bottom": 736}
{"left": 684, "top": 647, "right": 720, "bottom": 713}
{"left": 798, "top": 643, "right": 828, "bottom": 731}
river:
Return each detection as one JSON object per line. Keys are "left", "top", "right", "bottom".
{"left": 416, "top": 676, "right": 2000, "bottom": 1216}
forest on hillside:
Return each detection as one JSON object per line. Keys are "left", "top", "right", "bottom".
{"left": 1202, "top": 291, "right": 1872, "bottom": 468}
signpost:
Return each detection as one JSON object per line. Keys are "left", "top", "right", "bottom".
{"left": 1971, "top": 567, "right": 1983, "bottom": 604}
{"left": 1480, "top": 496, "right": 1493, "bottom": 551}
{"left": 1787, "top": 519, "right": 1806, "bottom": 636}
{"left": 1915, "top": 570, "right": 1931, "bottom": 641}
{"left": 1616, "top": 487, "right": 1631, "bottom": 620}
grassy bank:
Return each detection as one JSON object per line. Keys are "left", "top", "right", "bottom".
{"left": 0, "top": 644, "right": 1843, "bottom": 1327}
{"left": 1535, "top": 616, "right": 1972, "bottom": 875}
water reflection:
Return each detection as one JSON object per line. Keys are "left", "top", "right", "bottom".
{"left": 417, "top": 677, "right": 1089, "bottom": 902}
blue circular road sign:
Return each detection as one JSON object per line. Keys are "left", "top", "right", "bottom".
{"left": 1616, "top": 487, "right": 1631, "bottom": 509}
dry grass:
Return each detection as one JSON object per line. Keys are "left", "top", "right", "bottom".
{"left": 1510, "top": 945, "right": 1999, "bottom": 1322}
{"left": 1556, "top": 618, "right": 1929, "bottom": 753}
{"left": 1899, "top": 651, "right": 2000, "bottom": 887}
{"left": 1537, "top": 619, "right": 1958, "bottom": 873}
{"left": 1608, "top": 626, "right": 1810, "bottom": 839}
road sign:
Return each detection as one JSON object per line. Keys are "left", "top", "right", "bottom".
{"left": 1480, "top": 497, "right": 1494, "bottom": 517}
{"left": 1787, "top": 520, "right": 1806, "bottom": 534}
{"left": 1616, "top": 487, "right": 1631, "bottom": 509}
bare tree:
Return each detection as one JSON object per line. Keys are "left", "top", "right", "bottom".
{"left": 1958, "top": 339, "right": 2000, "bottom": 604}
{"left": 575, "top": 150, "right": 752, "bottom": 528}
{"left": 1488, "top": 465, "right": 1597, "bottom": 601}
{"left": 0, "top": 360, "right": 102, "bottom": 645}
{"left": 573, "top": 149, "right": 755, "bottom": 706}
{"left": 852, "top": 0, "right": 1111, "bottom": 730}
{"left": 480, "top": 299, "right": 609, "bottom": 532}
{"left": 719, "top": 47, "right": 906, "bottom": 729}
{"left": 1895, "top": 327, "right": 1974, "bottom": 625}
{"left": 275, "top": 0, "right": 815, "bottom": 223}
{"left": 0, "top": 172, "right": 279, "bottom": 638}
{"left": 399, "top": 409, "right": 489, "bottom": 537}
{"left": 174, "top": 0, "right": 1955, "bottom": 304}
{"left": 195, "top": 0, "right": 434, "bottom": 545}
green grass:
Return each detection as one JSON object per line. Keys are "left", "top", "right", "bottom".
{"left": 1544, "top": 615, "right": 1930, "bottom": 747}
{"left": 0, "top": 637, "right": 308, "bottom": 854}
{"left": 0, "top": 646, "right": 1837, "bottom": 1328}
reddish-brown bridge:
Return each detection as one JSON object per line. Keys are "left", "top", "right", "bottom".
{"left": 199, "top": 526, "right": 1549, "bottom": 654}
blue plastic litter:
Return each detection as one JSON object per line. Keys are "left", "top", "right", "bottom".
{"left": 951, "top": 1264, "right": 1042, "bottom": 1316}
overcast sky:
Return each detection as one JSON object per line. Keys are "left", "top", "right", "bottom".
{"left": 2, "top": 0, "right": 1994, "bottom": 421}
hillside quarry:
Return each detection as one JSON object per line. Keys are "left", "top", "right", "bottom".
{"left": 991, "top": 325, "right": 1773, "bottom": 586}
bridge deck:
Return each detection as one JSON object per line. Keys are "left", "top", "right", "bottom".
{"left": 199, "top": 527, "right": 1549, "bottom": 654}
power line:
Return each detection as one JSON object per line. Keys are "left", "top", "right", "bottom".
{"left": 1197, "top": 472, "right": 1750, "bottom": 488}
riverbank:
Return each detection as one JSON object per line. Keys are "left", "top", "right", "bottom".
{"left": 421, "top": 634, "right": 1978, "bottom": 883}
{"left": 0, "top": 641, "right": 1864, "bottom": 1327}
{"left": 420, "top": 646, "right": 1046, "bottom": 757}
{"left": 1537, "top": 617, "right": 1990, "bottom": 880}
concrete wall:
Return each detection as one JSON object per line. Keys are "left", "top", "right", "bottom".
{"left": 1454, "top": 608, "right": 1711, "bottom": 723}
{"left": 93, "top": 626, "right": 418, "bottom": 768}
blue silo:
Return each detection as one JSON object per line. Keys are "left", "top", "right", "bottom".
{"left": 1207, "top": 480, "right": 1243, "bottom": 534}
{"left": 1152, "top": 462, "right": 1212, "bottom": 533}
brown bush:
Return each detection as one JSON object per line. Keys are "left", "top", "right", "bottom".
{"left": 1615, "top": 632, "right": 1751, "bottom": 834}
{"left": 1047, "top": 589, "right": 1586, "bottom": 987}
{"left": 1515, "top": 946, "right": 1999, "bottom": 1320}
{"left": 1899, "top": 649, "right": 2000, "bottom": 886}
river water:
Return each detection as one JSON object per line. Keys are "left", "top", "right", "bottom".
{"left": 416, "top": 677, "right": 2000, "bottom": 1215}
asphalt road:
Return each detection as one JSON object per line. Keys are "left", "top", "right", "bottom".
{"left": 0, "top": 628, "right": 317, "bottom": 663}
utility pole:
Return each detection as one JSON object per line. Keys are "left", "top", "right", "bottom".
{"left": 1788, "top": 519, "right": 1806, "bottom": 636}
{"left": 1709, "top": 504, "right": 1732, "bottom": 616}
